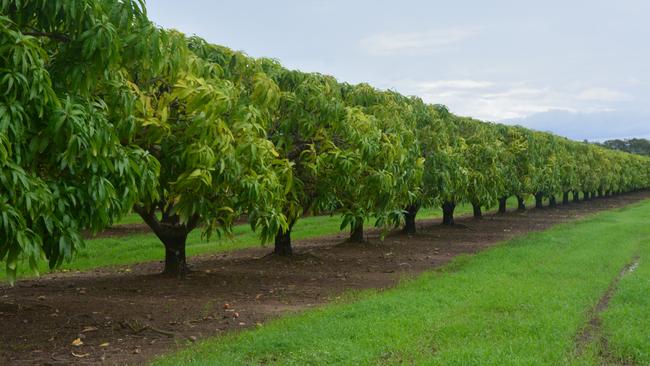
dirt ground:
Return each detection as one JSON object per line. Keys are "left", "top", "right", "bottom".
{"left": 1, "top": 192, "right": 648, "bottom": 365}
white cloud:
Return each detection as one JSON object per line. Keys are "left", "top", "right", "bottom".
{"left": 576, "top": 87, "right": 631, "bottom": 102}
{"left": 389, "top": 79, "right": 637, "bottom": 122}
{"left": 414, "top": 79, "right": 493, "bottom": 90}
{"left": 360, "top": 27, "right": 479, "bottom": 54}
{"left": 481, "top": 87, "right": 546, "bottom": 99}
{"left": 399, "top": 80, "right": 562, "bottom": 120}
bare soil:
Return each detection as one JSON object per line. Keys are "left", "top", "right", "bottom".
{"left": 1, "top": 192, "right": 648, "bottom": 365}
{"left": 84, "top": 224, "right": 152, "bottom": 239}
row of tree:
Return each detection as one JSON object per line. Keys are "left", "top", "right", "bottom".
{"left": 597, "top": 138, "right": 650, "bottom": 156}
{"left": 2, "top": 1, "right": 650, "bottom": 281}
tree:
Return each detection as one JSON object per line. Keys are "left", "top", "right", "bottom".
{"left": 3, "top": 0, "right": 650, "bottom": 282}
{"left": 418, "top": 107, "right": 470, "bottom": 226}
{"left": 494, "top": 125, "right": 530, "bottom": 212}
{"left": 0, "top": 0, "right": 161, "bottom": 283}
{"left": 340, "top": 85, "right": 423, "bottom": 240}
{"left": 527, "top": 132, "right": 561, "bottom": 209}
{"left": 259, "top": 65, "right": 371, "bottom": 255}
{"left": 127, "top": 35, "right": 290, "bottom": 276}
{"left": 453, "top": 118, "right": 505, "bottom": 218}
{"left": 600, "top": 138, "right": 650, "bottom": 156}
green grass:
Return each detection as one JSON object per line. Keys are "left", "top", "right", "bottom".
{"left": 599, "top": 233, "right": 650, "bottom": 364}
{"left": 152, "top": 200, "right": 650, "bottom": 366}
{"left": 114, "top": 212, "right": 144, "bottom": 225}
{"left": 7, "top": 199, "right": 518, "bottom": 281}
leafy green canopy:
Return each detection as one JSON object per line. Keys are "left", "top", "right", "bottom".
{"left": 0, "top": 1, "right": 160, "bottom": 282}
{"left": 2, "top": 0, "right": 650, "bottom": 281}
{"left": 340, "top": 84, "right": 424, "bottom": 229}
{"left": 127, "top": 34, "right": 290, "bottom": 242}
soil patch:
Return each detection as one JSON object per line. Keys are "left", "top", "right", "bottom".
{"left": 1, "top": 192, "right": 648, "bottom": 365}
{"left": 84, "top": 224, "right": 152, "bottom": 239}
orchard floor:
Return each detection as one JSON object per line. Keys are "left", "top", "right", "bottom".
{"left": 1, "top": 192, "right": 648, "bottom": 365}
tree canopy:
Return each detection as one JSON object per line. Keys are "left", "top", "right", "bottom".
{"left": 598, "top": 138, "right": 650, "bottom": 156}
{"left": 2, "top": 0, "right": 650, "bottom": 281}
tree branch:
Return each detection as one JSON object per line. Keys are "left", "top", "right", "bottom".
{"left": 185, "top": 213, "right": 201, "bottom": 233}
{"left": 133, "top": 204, "right": 162, "bottom": 234}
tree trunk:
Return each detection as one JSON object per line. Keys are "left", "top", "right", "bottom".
{"left": 562, "top": 191, "right": 570, "bottom": 205}
{"left": 161, "top": 233, "right": 189, "bottom": 277}
{"left": 597, "top": 189, "right": 604, "bottom": 198}
{"left": 498, "top": 196, "right": 508, "bottom": 214}
{"left": 573, "top": 190, "right": 580, "bottom": 203}
{"left": 535, "top": 192, "right": 544, "bottom": 209}
{"left": 402, "top": 204, "right": 419, "bottom": 234}
{"left": 516, "top": 195, "right": 526, "bottom": 211}
{"left": 472, "top": 202, "right": 482, "bottom": 219}
{"left": 442, "top": 201, "right": 456, "bottom": 225}
{"left": 134, "top": 206, "right": 199, "bottom": 278}
{"left": 548, "top": 195, "right": 557, "bottom": 208}
{"left": 274, "top": 227, "right": 293, "bottom": 256}
{"left": 163, "top": 235, "right": 189, "bottom": 278}
{"left": 349, "top": 219, "right": 364, "bottom": 242}
{"left": 583, "top": 191, "right": 590, "bottom": 201}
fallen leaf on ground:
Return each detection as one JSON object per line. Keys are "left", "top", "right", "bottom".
{"left": 71, "top": 338, "right": 83, "bottom": 347}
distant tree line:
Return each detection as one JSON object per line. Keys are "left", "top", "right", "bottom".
{"left": 596, "top": 138, "right": 650, "bottom": 157}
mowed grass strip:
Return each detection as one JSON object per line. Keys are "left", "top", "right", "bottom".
{"left": 599, "top": 234, "right": 650, "bottom": 364}
{"left": 153, "top": 200, "right": 650, "bottom": 366}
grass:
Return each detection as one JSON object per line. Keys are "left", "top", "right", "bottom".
{"left": 6, "top": 199, "right": 526, "bottom": 281}
{"left": 599, "top": 232, "right": 650, "bottom": 364}
{"left": 152, "top": 199, "right": 650, "bottom": 365}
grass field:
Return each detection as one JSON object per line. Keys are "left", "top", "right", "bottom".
{"left": 600, "top": 232, "right": 650, "bottom": 364}
{"left": 5, "top": 200, "right": 513, "bottom": 281}
{"left": 152, "top": 199, "right": 650, "bottom": 366}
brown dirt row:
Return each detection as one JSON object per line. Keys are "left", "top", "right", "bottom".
{"left": 1, "top": 191, "right": 648, "bottom": 365}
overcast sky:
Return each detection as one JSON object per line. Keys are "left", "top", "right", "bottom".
{"left": 146, "top": 0, "right": 650, "bottom": 141}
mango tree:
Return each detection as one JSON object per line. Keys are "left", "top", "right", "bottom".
{"left": 127, "top": 35, "right": 290, "bottom": 275}
{"left": 0, "top": 0, "right": 161, "bottom": 282}
{"left": 556, "top": 139, "right": 578, "bottom": 204}
{"left": 259, "top": 64, "right": 369, "bottom": 255}
{"left": 494, "top": 124, "right": 531, "bottom": 212}
{"left": 453, "top": 118, "right": 505, "bottom": 218}
{"left": 527, "top": 132, "right": 561, "bottom": 208}
{"left": 419, "top": 106, "right": 470, "bottom": 225}
{"left": 340, "top": 85, "right": 423, "bottom": 240}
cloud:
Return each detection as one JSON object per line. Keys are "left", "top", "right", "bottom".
{"left": 389, "top": 78, "right": 638, "bottom": 123}
{"left": 414, "top": 79, "right": 493, "bottom": 90}
{"left": 360, "top": 27, "right": 479, "bottom": 54}
{"left": 502, "top": 109, "right": 650, "bottom": 141}
{"left": 397, "top": 79, "right": 562, "bottom": 120}
{"left": 576, "top": 87, "right": 631, "bottom": 102}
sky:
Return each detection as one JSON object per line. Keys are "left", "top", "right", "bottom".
{"left": 146, "top": 0, "right": 650, "bottom": 141}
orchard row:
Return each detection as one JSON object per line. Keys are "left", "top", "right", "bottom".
{"left": 1, "top": 1, "right": 648, "bottom": 279}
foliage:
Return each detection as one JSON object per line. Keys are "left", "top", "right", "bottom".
{"left": 0, "top": 0, "right": 160, "bottom": 282}
{"left": 599, "top": 138, "right": 650, "bottom": 156}
{"left": 2, "top": 0, "right": 650, "bottom": 279}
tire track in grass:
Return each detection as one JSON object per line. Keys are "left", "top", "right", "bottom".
{"left": 575, "top": 255, "right": 641, "bottom": 364}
